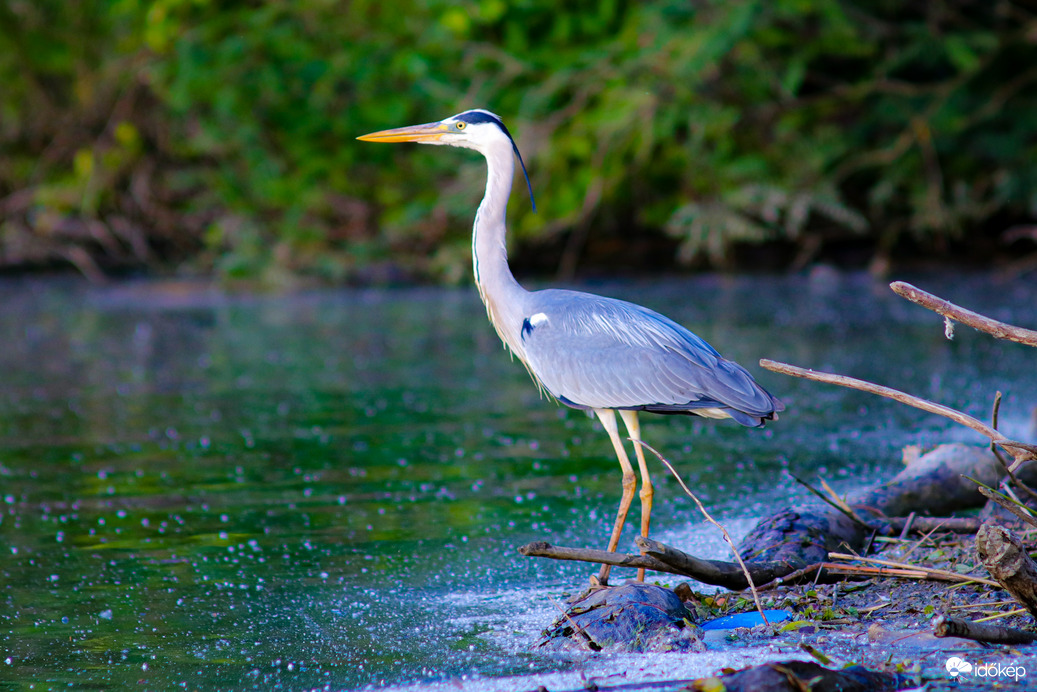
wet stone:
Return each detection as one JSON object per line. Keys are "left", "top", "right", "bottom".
{"left": 537, "top": 583, "right": 705, "bottom": 653}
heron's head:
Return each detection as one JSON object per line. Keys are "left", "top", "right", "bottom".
{"left": 358, "top": 109, "right": 510, "bottom": 150}
{"left": 358, "top": 109, "right": 536, "bottom": 209}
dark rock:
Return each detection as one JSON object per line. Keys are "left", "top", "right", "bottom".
{"left": 693, "top": 660, "right": 918, "bottom": 692}
{"left": 536, "top": 583, "right": 704, "bottom": 652}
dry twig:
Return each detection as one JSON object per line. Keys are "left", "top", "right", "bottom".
{"left": 973, "top": 484, "right": 1037, "bottom": 530}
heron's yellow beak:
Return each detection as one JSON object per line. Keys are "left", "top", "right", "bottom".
{"left": 357, "top": 121, "right": 449, "bottom": 143}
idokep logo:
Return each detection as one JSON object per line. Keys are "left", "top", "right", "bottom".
{"left": 946, "top": 657, "right": 973, "bottom": 677}
{"left": 946, "top": 656, "right": 1027, "bottom": 682}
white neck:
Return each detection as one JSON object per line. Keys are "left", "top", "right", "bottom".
{"left": 472, "top": 140, "right": 530, "bottom": 360}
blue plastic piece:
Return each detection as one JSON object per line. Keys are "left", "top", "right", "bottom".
{"left": 699, "top": 609, "right": 793, "bottom": 630}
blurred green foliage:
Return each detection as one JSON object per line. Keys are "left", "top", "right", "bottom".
{"left": 1, "top": 0, "right": 1035, "bottom": 283}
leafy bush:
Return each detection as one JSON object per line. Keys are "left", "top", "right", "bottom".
{"left": 1, "top": 0, "right": 1034, "bottom": 282}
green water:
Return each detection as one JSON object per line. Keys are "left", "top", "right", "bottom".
{"left": 1, "top": 273, "right": 1034, "bottom": 690}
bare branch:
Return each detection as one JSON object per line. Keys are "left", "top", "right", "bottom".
{"left": 890, "top": 281, "right": 1037, "bottom": 347}
{"left": 760, "top": 359, "right": 1002, "bottom": 439}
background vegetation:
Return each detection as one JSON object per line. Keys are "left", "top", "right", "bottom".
{"left": 1, "top": 0, "right": 1036, "bottom": 284}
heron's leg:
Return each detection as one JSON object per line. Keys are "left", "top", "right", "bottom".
{"left": 619, "top": 409, "right": 650, "bottom": 582}
{"left": 593, "top": 408, "right": 636, "bottom": 586}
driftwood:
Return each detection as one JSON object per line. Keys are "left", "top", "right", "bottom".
{"left": 933, "top": 614, "right": 1037, "bottom": 645}
{"left": 976, "top": 522, "right": 1037, "bottom": 619}
{"left": 635, "top": 536, "right": 801, "bottom": 590}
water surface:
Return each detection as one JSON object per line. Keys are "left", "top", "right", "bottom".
{"left": 1, "top": 272, "right": 1035, "bottom": 690}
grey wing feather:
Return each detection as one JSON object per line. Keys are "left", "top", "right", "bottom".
{"left": 519, "top": 289, "right": 782, "bottom": 426}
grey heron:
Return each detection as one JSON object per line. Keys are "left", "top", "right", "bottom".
{"left": 359, "top": 109, "right": 783, "bottom": 585}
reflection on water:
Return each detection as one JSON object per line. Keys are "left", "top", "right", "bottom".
{"left": 0, "top": 273, "right": 1034, "bottom": 689}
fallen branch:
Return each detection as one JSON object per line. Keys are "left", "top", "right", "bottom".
{"left": 635, "top": 536, "right": 807, "bottom": 590}
{"left": 890, "top": 281, "right": 1037, "bottom": 347}
{"left": 517, "top": 541, "right": 682, "bottom": 575}
{"left": 932, "top": 614, "right": 1037, "bottom": 645}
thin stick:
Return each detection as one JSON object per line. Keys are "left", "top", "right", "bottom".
{"left": 973, "top": 484, "right": 1037, "bottom": 530}
{"left": 950, "top": 600, "right": 1017, "bottom": 611}
{"left": 990, "top": 391, "right": 1011, "bottom": 467}
{"left": 828, "top": 552, "right": 1000, "bottom": 587}
{"left": 987, "top": 392, "right": 1037, "bottom": 502}
{"left": 898, "top": 512, "right": 916, "bottom": 540}
{"left": 890, "top": 281, "right": 1037, "bottom": 347}
{"left": 548, "top": 596, "right": 600, "bottom": 651}
{"left": 799, "top": 643, "right": 834, "bottom": 666}
{"left": 974, "top": 607, "right": 1028, "bottom": 623}
{"left": 632, "top": 439, "right": 770, "bottom": 628}
{"left": 823, "top": 563, "right": 930, "bottom": 581}
{"left": 897, "top": 522, "right": 946, "bottom": 563}
{"left": 787, "top": 472, "right": 874, "bottom": 530}
{"left": 754, "top": 562, "right": 827, "bottom": 592}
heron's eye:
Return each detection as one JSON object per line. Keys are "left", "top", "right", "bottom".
{"left": 456, "top": 122, "right": 466, "bottom": 130}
